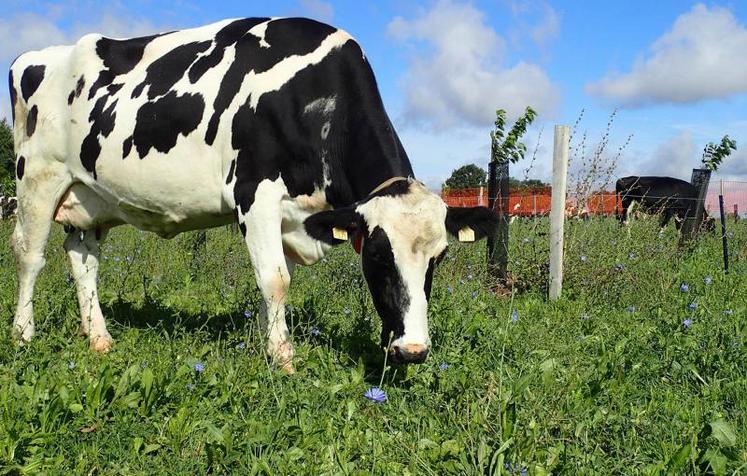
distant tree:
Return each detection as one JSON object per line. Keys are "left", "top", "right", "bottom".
{"left": 508, "top": 177, "right": 547, "bottom": 189}
{"left": 443, "top": 164, "right": 487, "bottom": 190}
{"left": 701, "top": 135, "right": 737, "bottom": 171}
{"left": 0, "top": 119, "right": 14, "bottom": 196}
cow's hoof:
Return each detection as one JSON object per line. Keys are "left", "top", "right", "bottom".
{"left": 90, "top": 335, "right": 113, "bottom": 353}
{"left": 269, "top": 341, "right": 295, "bottom": 374}
{"left": 280, "top": 361, "right": 296, "bottom": 375}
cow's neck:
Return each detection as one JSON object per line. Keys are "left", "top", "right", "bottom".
{"left": 329, "top": 118, "right": 414, "bottom": 206}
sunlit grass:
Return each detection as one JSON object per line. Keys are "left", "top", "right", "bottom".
{"left": 0, "top": 218, "right": 745, "bottom": 474}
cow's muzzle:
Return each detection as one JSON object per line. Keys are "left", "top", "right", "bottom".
{"left": 389, "top": 343, "right": 429, "bottom": 364}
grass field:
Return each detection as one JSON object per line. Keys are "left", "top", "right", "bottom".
{"left": 0, "top": 217, "right": 745, "bottom": 474}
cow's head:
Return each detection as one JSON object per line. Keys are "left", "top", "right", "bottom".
{"left": 305, "top": 180, "right": 497, "bottom": 364}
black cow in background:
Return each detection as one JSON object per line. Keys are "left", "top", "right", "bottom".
{"left": 616, "top": 176, "right": 715, "bottom": 232}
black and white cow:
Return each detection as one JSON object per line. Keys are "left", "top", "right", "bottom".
{"left": 616, "top": 176, "right": 714, "bottom": 231}
{"left": 8, "top": 18, "right": 497, "bottom": 371}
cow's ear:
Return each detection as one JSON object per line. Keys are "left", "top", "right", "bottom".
{"left": 304, "top": 207, "right": 362, "bottom": 245}
{"left": 445, "top": 207, "right": 498, "bottom": 242}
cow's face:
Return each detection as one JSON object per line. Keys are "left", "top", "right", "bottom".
{"left": 305, "top": 181, "right": 497, "bottom": 364}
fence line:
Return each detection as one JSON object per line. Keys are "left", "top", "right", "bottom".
{"left": 442, "top": 181, "right": 747, "bottom": 218}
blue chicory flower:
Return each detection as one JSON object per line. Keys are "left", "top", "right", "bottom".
{"left": 680, "top": 283, "right": 689, "bottom": 293}
{"left": 627, "top": 306, "right": 636, "bottom": 313}
{"left": 310, "top": 326, "right": 321, "bottom": 337}
{"left": 511, "top": 309, "right": 519, "bottom": 322}
{"left": 194, "top": 362, "right": 205, "bottom": 373}
{"left": 68, "top": 360, "right": 75, "bottom": 370}
{"left": 628, "top": 252, "right": 636, "bottom": 259}
{"left": 614, "top": 263, "right": 625, "bottom": 271}
{"left": 364, "top": 387, "right": 387, "bottom": 403}
{"left": 447, "top": 285, "right": 454, "bottom": 294}
{"left": 704, "top": 276, "right": 712, "bottom": 285}
{"left": 683, "top": 319, "right": 692, "bottom": 328}
{"left": 580, "top": 255, "right": 587, "bottom": 262}
{"left": 688, "top": 302, "right": 697, "bottom": 310}
{"left": 439, "top": 362, "right": 449, "bottom": 370}
{"left": 244, "top": 310, "right": 253, "bottom": 318}
{"left": 344, "top": 307, "right": 351, "bottom": 315}
{"left": 471, "top": 291, "right": 478, "bottom": 299}
{"left": 724, "top": 309, "right": 733, "bottom": 315}
{"left": 236, "top": 342, "right": 246, "bottom": 350}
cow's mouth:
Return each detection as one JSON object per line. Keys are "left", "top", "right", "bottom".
{"left": 389, "top": 343, "right": 429, "bottom": 364}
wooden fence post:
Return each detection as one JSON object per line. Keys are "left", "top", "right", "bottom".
{"left": 549, "top": 125, "right": 569, "bottom": 300}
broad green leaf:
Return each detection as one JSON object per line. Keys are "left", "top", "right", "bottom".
{"left": 710, "top": 419, "right": 737, "bottom": 447}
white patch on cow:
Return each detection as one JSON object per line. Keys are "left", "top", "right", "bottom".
{"left": 252, "top": 21, "right": 272, "bottom": 48}
{"left": 243, "top": 30, "right": 351, "bottom": 111}
{"left": 240, "top": 177, "right": 299, "bottom": 371}
{"left": 303, "top": 95, "right": 337, "bottom": 115}
{"left": 356, "top": 180, "right": 448, "bottom": 349}
{"left": 281, "top": 187, "right": 332, "bottom": 265}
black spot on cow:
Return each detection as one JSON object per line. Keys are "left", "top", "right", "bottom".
{"left": 188, "top": 18, "right": 269, "bottom": 84}
{"left": 88, "top": 70, "right": 114, "bottom": 100}
{"left": 89, "top": 33, "right": 164, "bottom": 100}
{"left": 107, "top": 83, "right": 124, "bottom": 95}
{"left": 360, "top": 226, "right": 410, "bottom": 346}
{"left": 80, "top": 96, "right": 119, "bottom": 178}
{"left": 16, "top": 156, "right": 25, "bottom": 180}
{"left": 20, "top": 65, "right": 45, "bottom": 101}
{"left": 226, "top": 159, "right": 236, "bottom": 184}
{"left": 238, "top": 222, "right": 247, "bottom": 237}
{"left": 123, "top": 136, "right": 133, "bottom": 158}
{"left": 132, "top": 41, "right": 212, "bottom": 100}
{"left": 228, "top": 35, "right": 411, "bottom": 214}
{"left": 132, "top": 91, "right": 205, "bottom": 158}
{"left": 131, "top": 82, "right": 145, "bottom": 99}
{"left": 96, "top": 34, "right": 162, "bottom": 75}
{"left": 8, "top": 70, "right": 17, "bottom": 123}
{"left": 424, "top": 257, "right": 435, "bottom": 300}
{"left": 26, "top": 105, "right": 38, "bottom": 137}
{"left": 68, "top": 75, "right": 86, "bottom": 105}
{"left": 205, "top": 18, "right": 336, "bottom": 145}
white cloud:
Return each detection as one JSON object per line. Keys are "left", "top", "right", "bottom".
{"left": 0, "top": 12, "right": 68, "bottom": 62}
{"left": 387, "top": 0, "right": 559, "bottom": 130}
{"left": 298, "top": 0, "right": 334, "bottom": 23}
{"left": 639, "top": 131, "right": 698, "bottom": 180}
{"left": 0, "top": 6, "right": 170, "bottom": 121}
{"left": 0, "top": 9, "right": 168, "bottom": 65}
{"left": 530, "top": 4, "right": 560, "bottom": 48}
{"left": 586, "top": 4, "right": 747, "bottom": 107}
{"left": 714, "top": 147, "right": 747, "bottom": 181}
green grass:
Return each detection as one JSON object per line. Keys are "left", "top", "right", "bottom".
{"left": 0, "top": 217, "right": 745, "bottom": 474}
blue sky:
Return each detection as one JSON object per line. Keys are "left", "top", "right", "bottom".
{"left": 2, "top": 0, "right": 746, "bottom": 188}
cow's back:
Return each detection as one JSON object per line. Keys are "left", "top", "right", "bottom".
{"left": 9, "top": 18, "right": 369, "bottom": 235}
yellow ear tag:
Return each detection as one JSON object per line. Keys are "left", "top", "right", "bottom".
{"left": 458, "top": 226, "right": 475, "bottom": 242}
{"left": 332, "top": 227, "right": 349, "bottom": 240}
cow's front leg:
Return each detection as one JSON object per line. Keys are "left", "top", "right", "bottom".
{"left": 239, "top": 179, "right": 295, "bottom": 373}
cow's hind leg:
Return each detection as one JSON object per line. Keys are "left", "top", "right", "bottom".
{"left": 11, "top": 164, "right": 71, "bottom": 342}
{"left": 64, "top": 228, "right": 112, "bottom": 352}
{"left": 239, "top": 178, "right": 295, "bottom": 373}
